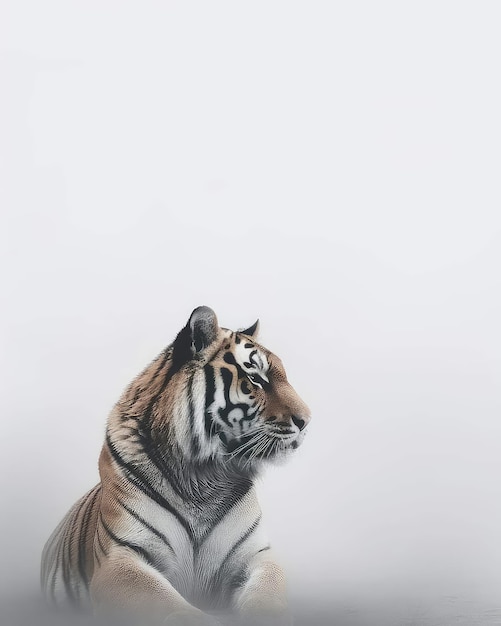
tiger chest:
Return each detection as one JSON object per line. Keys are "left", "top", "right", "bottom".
{"left": 119, "top": 489, "right": 266, "bottom": 608}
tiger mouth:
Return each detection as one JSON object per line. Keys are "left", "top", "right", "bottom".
{"left": 267, "top": 427, "right": 296, "bottom": 436}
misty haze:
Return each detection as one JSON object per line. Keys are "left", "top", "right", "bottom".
{"left": 2, "top": 2, "right": 501, "bottom": 625}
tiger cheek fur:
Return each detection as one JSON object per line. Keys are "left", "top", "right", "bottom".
{"left": 41, "top": 306, "right": 311, "bottom": 624}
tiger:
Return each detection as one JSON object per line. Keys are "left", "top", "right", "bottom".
{"left": 40, "top": 306, "right": 311, "bottom": 625}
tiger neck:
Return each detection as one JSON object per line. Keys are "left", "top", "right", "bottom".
{"left": 146, "top": 439, "right": 257, "bottom": 510}
{"left": 181, "top": 463, "right": 253, "bottom": 511}
{"left": 103, "top": 438, "right": 257, "bottom": 544}
{"left": 106, "top": 420, "right": 258, "bottom": 513}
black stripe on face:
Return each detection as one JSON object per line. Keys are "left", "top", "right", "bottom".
{"left": 218, "top": 369, "right": 256, "bottom": 423}
{"left": 106, "top": 434, "right": 194, "bottom": 542}
{"left": 204, "top": 365, "right": 217, "bottom": 438}
{"left": 219, "top": 367, "right": 234, "bottom": 427}
{"left": 116, "top": 497, "right": 175, "bottom": 556}
{"left": 214, "top": 365, "right": 262, "bottom": 449}
{"left": 223, "top": 351, "right": 249, "bottom": 381}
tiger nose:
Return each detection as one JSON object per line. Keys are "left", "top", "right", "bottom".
{"left": 291, "top": 415, "right": 309, "bottom": 431}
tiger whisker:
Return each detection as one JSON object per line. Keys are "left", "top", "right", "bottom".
{"left": 243, "top": 434, "right": 270, "bottom": 470}
{"left": 221, "top": 431, "right": 266, "bottom": 461}
{"left": 237, "top": 433, "right": 269, "bottom": 468}
{"left": 266, "top": 438, "right": 279, "bottom": 460}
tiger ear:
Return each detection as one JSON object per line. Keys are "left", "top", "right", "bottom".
{"left": 188, "top": 306, "right": 219, "bottom": 354}
{"left": 240, "top": 319, "right": 260, "bottom": 339}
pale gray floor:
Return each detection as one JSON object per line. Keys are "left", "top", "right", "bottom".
{"left": 293, "top": 596, "right": 501, "bottom": 626}
{"left": 2, "top": 592, "right": 501, "bottom": 626}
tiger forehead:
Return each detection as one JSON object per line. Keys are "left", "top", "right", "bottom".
{"left": 222, "top": 335, "right": 270, "bottom": 372}
{"left": 235, "top": 341, "right": 269, "bottom": 372}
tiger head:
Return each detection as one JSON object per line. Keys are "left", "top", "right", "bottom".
{"left": 164, "top": 306, "right": 311, "bottom": 467}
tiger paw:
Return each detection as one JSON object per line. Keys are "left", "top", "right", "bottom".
{"left": 164, "top": 609, "right": 223, "bottom": 626}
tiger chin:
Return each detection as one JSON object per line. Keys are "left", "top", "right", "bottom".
{"left": 41, "top": 306, "right": 311, "bottom": 626}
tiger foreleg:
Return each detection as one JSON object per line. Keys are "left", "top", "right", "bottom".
{"left": 89, "top": 548, "right": 221, "bottom": 625}
{"left": 233, "top": 551, "right": 292, "bottom": 626}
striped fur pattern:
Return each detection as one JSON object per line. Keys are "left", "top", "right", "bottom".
{"left": 41, "top": 307, "right": 311, "bottom": 623}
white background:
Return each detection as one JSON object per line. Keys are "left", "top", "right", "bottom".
{"left": 1, "top": 2, "right": 501, "bottom": 623}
